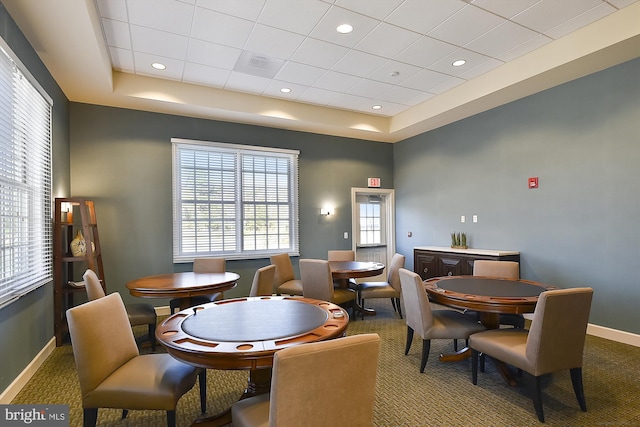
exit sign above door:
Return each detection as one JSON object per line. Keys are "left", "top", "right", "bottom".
{"left": 368, "top": 177, "right": 380, "bottom": 188}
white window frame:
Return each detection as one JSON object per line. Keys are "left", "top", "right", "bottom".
{"left": 0, "top": 37, "right": 53, "bottom": 309}
{"left": 172, "top": 138, "right": 299, "bottom": 262}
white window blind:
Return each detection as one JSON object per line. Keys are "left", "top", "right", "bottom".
{"left": 0, "top": 38, "right": 53, "bottom": 308}
{"left": 172, "top": 138, "right": 299, "bottom": 261}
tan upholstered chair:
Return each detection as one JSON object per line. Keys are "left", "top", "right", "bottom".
{"left": 470, "top": 287, "right": 593, "bottom": 422}
{"left": 270, "top": 253, "right": 303, "bottom": 295}
{"left": 249, "top": 264, "right": 276, "bottom": 297}
{"left": 327, "top": 250, "right": 355, "bottom": 261}
{"left": 66, "top": 293, "right": 206, "bottom": 427}
{"left": 358, "top": 253, "right": 405, "bottom": 320}
{"left": 170, "top": 257, "right": 225, "bottom": 313}
{"left": 399, "top": 268, "right": 486, "bottom": 372}
{"left": 83, "top": 269, "right": 157, "bottom": 351}
{"left": 299, "top": 259, "right": 356, "bottom": 316}
{"left": 472, "top": 260, "right": 524, "bottom": 328}
{"left": 231, "top": 333, "right": 380, "bottom": 427}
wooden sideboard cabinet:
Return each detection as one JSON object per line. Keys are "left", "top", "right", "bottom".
{"left": 414, "top": 246, "right": 520, "bottom": 280}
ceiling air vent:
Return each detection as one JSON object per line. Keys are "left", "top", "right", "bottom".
{"left": 234, "top": 51, "right": 285, "bottom": 79}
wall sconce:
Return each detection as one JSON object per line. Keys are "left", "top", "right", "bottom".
{"left": 320, "top": 206, "right": 334, "bottom": 216}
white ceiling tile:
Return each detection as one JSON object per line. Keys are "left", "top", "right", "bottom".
{"left": 297, "top": 86, "right": 339, "bottom": 106}
{"left": 182, "top": 62, "right": 231, "bottom": 88}
{"left": 331, "top": 50, "right": 388, "bottom": 78}
{"left": 427, "top": 48, "right": 495, "bottom": 78}
{"left": 429, "top": 5, "right": 506, "bottom": 47}
{"left": 275, "top": 62, "right": 326, "bottom": 86}
{"left": 470, "top": 0, "right": 541, "bottom": 19}
{"left": 386, "top": 0, "right": 467, "bottom": 34}
{"left": 244, "top": 24, "right": 305, "bottom": 60}
{"left": 130, "top": 25, "right": 189, "bottom": 60}
{"left": 368, "top": 60, "right": 422, "bottom": 84}
{"left": 197, "top": 0, "right": 266, "bottom": 21}
{"left": 355, "top": 22, "right": 422, "bottom": 58}
{"left": 314, "top": 70, "right": 361, "bottom": 92}
{"left": 109, "top": 47, "right": 134, "bottom": 72}
{"left": 291, "top": 38, "right": 349, "bottom": 69}
{"left": 394, "top": 36, "right": 458, "bottom": 68}
{"left": 263, "top": 80, "right": 309, "bottom": 100}
{"left": 465, "top": 20, "right": 540, "bottom": 58}
{"left": 96, "top": 0, "right": 128, "bottom": 21}
{"left": 185, "top": 39, "right": 241, "bottom": 70}
{"left": 368, "top": 102, "right": 409, "bottom": 116}
{"left": 378, "top": 85, "right": 426, "bottom": 105}
{"left": 191, "top": 7, "right": 253, "bottom": 49}
{"left": 430, "top": 76, "right": 466, "bottom": 94}
{"left": 347, "top": 79, "right": 394, "bottom": 98}
{"left": 127, "top": 0, "right": 194, "bottom": 36}
{"left": 224, "top": 71, "right": 271, "bottom": 94}
{"left": 309, "top": 6, "right": 380, "bottom": 48}
{"left": 609, "top": 0, "right": 639, "bottom": 7}
{"left": 258, "top": 0, "right": 331, "bottom": 35}
{"left": 133, "top": 51, "right": 185, "bottom": 79}
{"left": 101, "top": 18, "right": 131, "bottom": 49}
{"left": 544, "top": 3, "right": 616, "bottom": 40}
{"left": 512, "top": 0, "right": 603, "bottom": 34}
{"left": 400, "top": 68, "right": 453, "bottom": 92}
{"left": 335, "top": 0, "right": 404, "bottom": 20}
{"left": 496, "top": 34, "right": 551, "bottom": 62}
{"left": 458, "top": 57, "right": 503, "bottom": 80}
{"left": 327, "top": 92, "right": 375, "bottom": 111}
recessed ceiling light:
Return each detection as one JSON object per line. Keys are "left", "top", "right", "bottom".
{"left": 390, "top": 71, "right": 400, "bottom": 77}
{"left": 336, "top": 24, "right": 353, "bottom": 34}
{"left": 372, "top": 105, "right": 382, "bottom": 110}
{"left": 151, "top": 62, "right": 166, "bottom": 70}
{"left": 280, "top": 87, "right": 291, "bottom": 93}
{"left": 452, "top": 59, "right": 466, "bottom": 67}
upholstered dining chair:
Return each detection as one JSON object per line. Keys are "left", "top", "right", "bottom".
{"left": 66, "top": 292, "right": 206, "bottom": 427}
{"left": 249, "top": 264, "right": 276, "bottom": 297}
{"left": 83, "top": 269, "right": 157, "bottom": 351}
{"left": 399, "top": 268, "right": 487, "bottom": 373}
{"left": 470, "top": 287, "right": 593, "bottom": 423}
{"left": 327, "top": 249, "right": 358, "bottom": 288}
{"left": 270, "top": 253, "right": 303, "bottom": 296}
{"left": 170, "top": 257, "right": 225, "bottom": 313}
{"left": 472, "top": 260, "right": 525, "bottom": 328}
{"left": 358, "top": 253, "right": 405, "bottom": 320}
{"left": 231, "top": 333, "right": 380, "bottom": 427}
{"left": 299, "top": 259, "right": 356, "bottom": 317}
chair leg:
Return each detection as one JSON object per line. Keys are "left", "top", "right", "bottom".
{"left": 570, "top": 367, "right": 587, "bottom": 412}
{"left": 480, "top": 353, "right": 486, "bottom": 373}
{"left": 471, "top": 349, "right": 479, "bottom": 384}
{"left": 166, "top": 410, "right": 176, "bottom": 427}
{"left": 122, "top": 409, "right": 128, "bottom": 419}
{"left": 361, "top": 297, "right": 365, "bottom": 320}
{"left": 198, "top": 369, "right": 207, "bottom": 414}
{"left": 405, "top": 326, "right": 414, "bottom": 355}
{"left": 419, "top": 339, "right": 431, "bottom": 373}
{"left": 396, "top": 298, "right": 403, "bottom": 319}
{"left": 83, "top": 408, "right": 98, "bottom": 427}
{"left": 148, "top": 322, "right": 156, "bottom": 351}
{"left": 453, "top": 339, "right": 458, "bottom": 352}
{"left": 530, "top": 374, "right": 545, "bottom": 423}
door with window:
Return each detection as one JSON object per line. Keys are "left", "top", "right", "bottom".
{"left": 351, "top": 188, "right": 395, "bottom": 282}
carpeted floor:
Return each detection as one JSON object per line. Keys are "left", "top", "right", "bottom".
{"left": 12, "top": 298, "right": 640, "bottom": 426}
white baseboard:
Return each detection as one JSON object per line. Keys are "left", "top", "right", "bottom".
{"left": 0, "top": 337, "right": 56, "bottom": 404}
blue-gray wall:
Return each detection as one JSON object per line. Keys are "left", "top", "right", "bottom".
{"left": 69, "top": 104, "right": 394, "bottom": 304}
{"left": 0, "top": 4, "right": 70, "bottom": 392}
{"left": 395, "top": 57, "right": 640, "bottom": 334}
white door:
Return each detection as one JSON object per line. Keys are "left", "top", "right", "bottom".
{"left": 351, "top": 188, "right": 395, "bottom": 282}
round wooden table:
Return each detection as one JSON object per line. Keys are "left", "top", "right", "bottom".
{"left": 330, "top": 260, "right": 385, "bottom": 316}
{"left": 156, "top": 296, "right": 349, "bottom": 426}
{"left": 424, "top": 276, "right": 556, "bottom": 385}
{"left": 126, "top": 271, "right": 239, "bottom": 310}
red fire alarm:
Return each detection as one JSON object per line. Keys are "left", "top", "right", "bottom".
{"left": 528, "top": 177, "right": 539, "bottom": 189}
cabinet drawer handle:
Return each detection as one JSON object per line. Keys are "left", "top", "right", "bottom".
{"left": 423, "top": 268, "right": 428, "bottom": 273}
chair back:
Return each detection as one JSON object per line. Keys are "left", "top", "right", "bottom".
{"left": 473, "top": 260, "right": 519, "bottom": 279}
{"left": 270, "top": 253, "right": 296, "bottom": 292}
{"left": 269, "top": 334, "right": 380, "bottom": 426}
{"left": 193, "top": 257, "right": 225, "bottom": 273}
{"left": 249, "top": 265, "right": 276, "bottom": 297}
{"left": 327, "top": 250, "right": 355, "bottom": 261}
{"left": 387, "top": 253, "right": 406, "bottom": 292}
{"left": 299, "top": 259, "right": 333, "bottom": 301}
{"left": 526, "top": 287, "right": 593, "bottom": 375}
{"left": 66, "top": 293, "right": 139, "bottom": 399}
{"left": 399, "top": 268, "right": 433, "bottom": 336}
{"left": 83, "top": 269, "right": 106, "bottom": 300}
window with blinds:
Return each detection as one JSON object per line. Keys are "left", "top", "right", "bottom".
{"left": 172, "top": 138, "right": 299, "bottom": 261}
{"left": 0, "top": 38, "right": 53, "bottom": 308}
{"left": 359, "top": 203, "right": 382, "bottom": 245}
